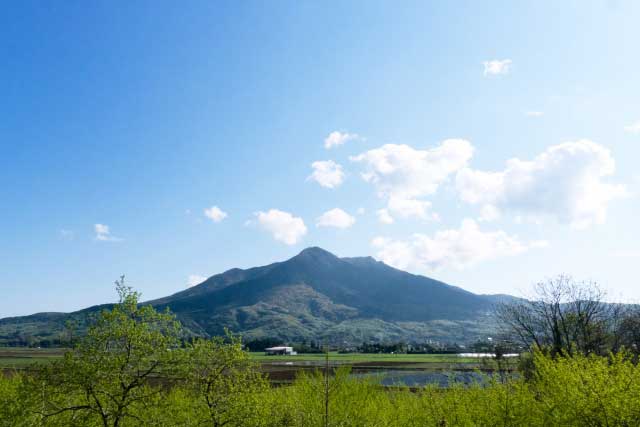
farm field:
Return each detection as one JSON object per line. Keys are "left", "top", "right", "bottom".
{"left": 2, "top": 347, "right": 515, "bottom": 387}
{"left": 1, "top": 347, "right": 495, "bottom": 370}
{"left": 2, "top": 348, "right": 516, "bottom": 388}
{"left": 0, "top": 347, "right": 66, "bottom": 368}
{"left": 249, "top": 351, "right": 478, "bottom": 364}
{"left": 252, "top": 352, "right": 514, "bottom": 384}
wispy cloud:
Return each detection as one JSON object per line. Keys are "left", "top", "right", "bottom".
{"left": 94, "top": 224, "right": 122, "bottom": 242}
{"left": 624, "top": 121, "right": 640, "bottom": 134}
{"left": 525, "top": 111, "right": 544, "bottom": 117}
{"left": 58, "top": 229, "right": 74, "bottom": 241}
{"left": 483, "top": 59, "right": 513, "bottom": 76}
{"left": 612, "top": 250, "right": 640, "bottom": 258}
{"left": 324, "top": 131, "right": 360, "bottom": 149}
{"left": 372, "top": 219, "right": 546, "bottom": 271}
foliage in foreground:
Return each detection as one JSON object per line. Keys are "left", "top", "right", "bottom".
{"left": 3, "top": 350, "right": 640, "bottom": 426}
{"left": 3, "top": 277, "right": 640, "bottom": 426}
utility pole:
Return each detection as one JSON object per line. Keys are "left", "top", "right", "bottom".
{"left": 324, "top": 341, "right": 329, "bottom": 427}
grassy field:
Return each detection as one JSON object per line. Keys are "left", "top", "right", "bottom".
{"left": 0, "top": 347, "right": 66, "bottom": 368}
{"left": 1, "top": 347, "right": 513, "bottom": 387}
{"left": 1, "top": 348, "right": 494, "bottom": 369}
{"left": 249, "top": 352, "right": 478, "bottom": 364}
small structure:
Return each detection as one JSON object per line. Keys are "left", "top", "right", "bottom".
{"left": 264, "top": 346, "right": 297, "bottom": 356}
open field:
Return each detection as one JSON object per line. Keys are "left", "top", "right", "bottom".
{"left": 2, "top": 348, "right": 516, "bottom": 387}
{"left": 1, "top": 348, "right": 500, "bottom": 370}
{"left": 251, "top": 352, "right": 515, "bottom": 384}
{"left": 0, "top": 347, "right": 66, "bottom": 368}
{"left": 249, "top": 351, "right": 479, "bottom": 364}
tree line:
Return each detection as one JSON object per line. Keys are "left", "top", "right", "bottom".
{"left": 496, "top": 274, "right": 640, "bottom": 358}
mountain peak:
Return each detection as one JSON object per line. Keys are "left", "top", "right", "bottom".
{"left": 288, "top": 246, "right": 341, "bottom": 268}
{"left": 297, "top": 246, "right": 335, "bottom": 257}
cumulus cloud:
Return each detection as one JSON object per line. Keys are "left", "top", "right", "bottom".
{"left": 372, "top": 219, "right": 545, "bottom": 271}
{"left": 204, "top": 206, "right": 228, "bottom": 223}
{"left": 308, "top": 160, "right": 345, "bottom": 189}
{"left": 94, "top": 224, "right": 122, "bottom": 242}
{"left": 324, "top": 131, "right": 360, "bottom": 149}
{"left": 386, "top": 197, "right": 439, "bottom": 221}
{"left": 187, "top": 275, "right": 207, "bottom": 288}
{"left": 351, "top": 139, "right": 473, "bottom": 199}
{"left": 479, "top": 204, "right": 501, "bottom": 222}
{"left": 351, "top": 139, "right": 473, "bottom": 222}
{"left": 376, "top": 209, "right": 394, "bottom": 224}
{"left": 255, "top": 209, "right": 307, "bottom": 245}
{"left": 456, "top": 140, "right": 626, "bottom": 229}
{"left": 483, "top": 59, "right": 512, "bottom": 76}
{"left": 316, "top": 208, "right": 355, "bottom": 229}
{"left": 624, "top": 121, "right": 640, "bottom": 134}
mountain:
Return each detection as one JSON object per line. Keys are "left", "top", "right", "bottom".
{"left": 0, "top": 247, "right": 501, "bottom": 346}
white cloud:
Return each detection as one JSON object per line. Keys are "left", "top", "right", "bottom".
{"left": 316, "top": 208, "right": 356, "bottom": 229}
{"left": 624, "top": 121, "right": 640, "bottom": 134}
{"left": 351, "top": 139, "right": 473, "bottom": 200}
{"left": 456, "top": 140, "right": 626, "bottom": 229}
{"left": 204, "top": 206, "right": 228, "bottom": 223}
{"left": 530, "top": 240, "right": 550, "bottom": 249}
{"left": 372, "top": 219, "right": 544, "bottom": 271}
{"left": 386, "top": 196, "right": 439, "bottom": 221}
{"left": 483, "top": 59, "right": 513, "bottom": 76}
{"left": 324, "top": 131, "right": 360, "bottom": 149}
{"left": 308, "top": 160, "right": 345, "bottom": 189}
{"left": 376, "top": 209, "right": 394, "bottom": 224}
{"left": 525, "top": 111, "right": 544, "bottom": 117}
{"left": 479, "top": 204, "right": 501, "bottom": 222}
{"left": 255, "top": 209, "right": 307, "bottom": 245}
{"left": 351, "top": 139, "right": 473, "bottom": 222}
{"left": 94, "top": 224, "right": 122, "bottom": 242}
{"left": 187, "top": 275, "right": 207, "bottom": 288}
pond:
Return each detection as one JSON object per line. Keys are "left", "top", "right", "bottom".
{"left": 354, "top": 369, "right": 514, "bottom": 387}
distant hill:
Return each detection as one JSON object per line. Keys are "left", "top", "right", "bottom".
{"left": 0, "top": 247, "right": 504, "bottom": 346}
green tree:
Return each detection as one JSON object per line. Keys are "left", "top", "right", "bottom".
{"left": 178, "top": 332, "right": 270, "bottom": 427}
{"left": 34, "top": 276, "right": 182, "bottom": 426}
{"left": 0, "top": 372, "right": 40, "bottom": 427}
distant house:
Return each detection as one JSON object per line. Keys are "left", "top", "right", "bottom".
{"left": 264, "top": 346, "right": 297, "bottom": 355}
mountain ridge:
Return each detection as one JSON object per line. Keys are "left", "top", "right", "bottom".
{"left": 0, "top": 247, "right": 501, "bottom": 346}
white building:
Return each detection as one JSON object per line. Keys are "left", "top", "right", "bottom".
{"left": 264, "top": 346, "right": 297, "bottom": 355}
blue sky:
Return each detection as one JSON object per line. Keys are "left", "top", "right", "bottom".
{"left": 2, "top": 1, "right": 639, "bottom": 317}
